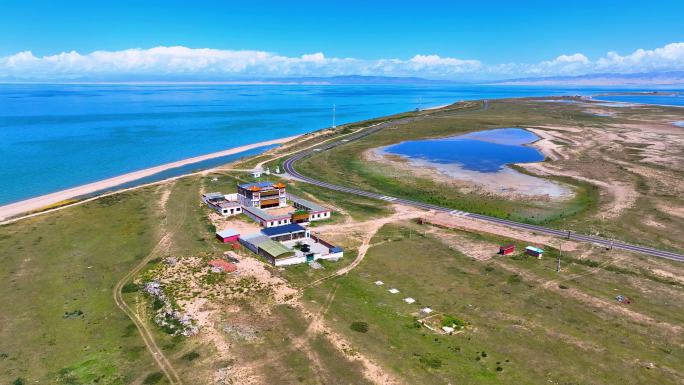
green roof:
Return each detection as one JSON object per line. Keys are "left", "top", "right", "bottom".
{"left": 258, "top": 239, "right": 295, "bottom": 259}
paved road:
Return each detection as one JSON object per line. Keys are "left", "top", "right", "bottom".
{"left": 283, "top": 102, "right": 684, "bottom": 263}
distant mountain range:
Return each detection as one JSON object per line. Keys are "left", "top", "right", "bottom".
{"left": 491, "top": 71, "right": 684, "bottom": 86}
{"left": 3, "top": 72, "right": 684, "bottom": 86}
{"left": 265, "top": 75, "right": 461, "bottom": 85}
{"left": 266, "top": 73, "right": 684, "bottom": 86}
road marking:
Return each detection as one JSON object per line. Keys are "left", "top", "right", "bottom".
{"left": 449, "top": 210, "right": 470, "bottom": 217}
{"left": 379, "top": 196, "right": 397, "bottom": 201}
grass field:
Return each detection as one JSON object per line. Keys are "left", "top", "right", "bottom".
{"left": 301, "top": 222, "right": 683, "bottom": 385}
{"left": 0, "top": 187, "right": 165, "bottom": 384}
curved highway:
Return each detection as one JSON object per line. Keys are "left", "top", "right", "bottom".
{"left": 283, "top": 106, "right": 684, "bottom": 263}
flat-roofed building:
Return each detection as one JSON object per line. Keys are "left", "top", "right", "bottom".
{"left": 202, "top": 192, "right": 242, "bottom": 216}
{"left": 287, "top": 193, "right": 332, "bottom": 222}
{"left": 242, "top": 205, "right": 292, "bottom": 228}
{"left": 237, "top": 182, "right": 287, "bottom": 209}
{"left": 525, "top": 246, "right": 544, "bottom": 259}
{"left": 216, "top": 228, "right": 240, "bottom": 243}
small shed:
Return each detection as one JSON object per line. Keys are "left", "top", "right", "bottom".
{"left": 525, "top": 246, "right": 544, "bottom": 258}
{"left": 208, "top": 259, "right": 237, "bottom": 273}
{"left": 216, "top": 228, "right": 240, "bottom": 243}
{"left": 499, "top": 244, "right": 515, "bottom": 255}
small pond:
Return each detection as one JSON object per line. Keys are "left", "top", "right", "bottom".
{"left": 376, "top": 127, "right": 572, "bottom": 199}
{"left": 383, "top": 128, "right": 545, "bottom": 173}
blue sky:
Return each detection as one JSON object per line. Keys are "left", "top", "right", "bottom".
{"left": 2, "top": 0, "right": 684, "bottom": 80}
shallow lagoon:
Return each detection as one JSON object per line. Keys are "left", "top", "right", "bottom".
{"left": 379, "top": 128, "right": 572, "bottom": 199}
{"left": 383, "top": 128, "right": 545, "bottom": 173}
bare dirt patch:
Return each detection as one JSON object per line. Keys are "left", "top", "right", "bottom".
{"left": 208, "top": 213, "right": 262, "bottom": 235}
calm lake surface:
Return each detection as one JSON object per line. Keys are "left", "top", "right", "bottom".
{"left": 1, "top": 84, "right": 683, "bottom": 205}
{"left": 594, "top": 93, "right": 684, "bottom": 106}
{"left": 383, "top": 128, "right": 544, "bottom": 172}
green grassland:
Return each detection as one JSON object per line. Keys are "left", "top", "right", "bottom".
{"left": 301, "top": 222, "right": 683, "bottom": 385}
{"left": 0, "top": 187, "right": 165, "bottom": 384}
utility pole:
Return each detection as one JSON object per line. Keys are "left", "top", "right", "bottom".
{"left": 332, "top": 104, "right": 336, "bottom": 128}
{"left": 557, "top": 242, "right": 562, "bottom": 272}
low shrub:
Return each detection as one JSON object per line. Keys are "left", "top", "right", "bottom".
{"left": 350, "top": 321, "right": 369, "bottom": 333}
{"left": 441, "top": 315, "right": 466, "bottom": 329}
{"left": 143, "top": 372, "right": 163, "bottom": 384}
{"left": 419, "top": 354, "right": 442, "bottom": 369}
{"left": 182, "top": 351, "right": 200, "bottom": 361}
{"left": 122, "top": 283, "right": 140, "bottom": 293}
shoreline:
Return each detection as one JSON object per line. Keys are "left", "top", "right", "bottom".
{"left": 0, "top": 135, "right": 300, "bottom": 221}
{"left": 367, "top": 141, "right": 573, "bottom": 200}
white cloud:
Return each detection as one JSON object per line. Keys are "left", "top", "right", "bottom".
{"left": 0, "top": 46, "right": 481, "bottom": 80}
{"left": 1, "top": 43, "right": 684, "bottom": 81}
{"left": 595, "top": 42, "right": 684, "bottom": 72}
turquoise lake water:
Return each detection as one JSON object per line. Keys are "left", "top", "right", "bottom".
{"left": 1, "top": 84, "right": 683, "bottom": 205}
{"left": 383, "top": 128, "right": 544, "bottom": 172}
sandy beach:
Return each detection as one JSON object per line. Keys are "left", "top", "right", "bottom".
{"left": 0, "top": 135, "right": 300, "bottom": 221}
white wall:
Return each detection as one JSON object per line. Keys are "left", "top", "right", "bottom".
{"left": 274, "top": 255, "right": 307, "bottom": 266}
{"left": 317, "top": 251, "right": 343, "bottom": 261}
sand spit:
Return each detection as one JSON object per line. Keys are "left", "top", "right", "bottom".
{"left": 0, "top": 135, "right": 300, "bottom": 221}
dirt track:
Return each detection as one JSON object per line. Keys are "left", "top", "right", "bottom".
{"left": 112, "top": 184, "right": 185, "bottom": 385}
